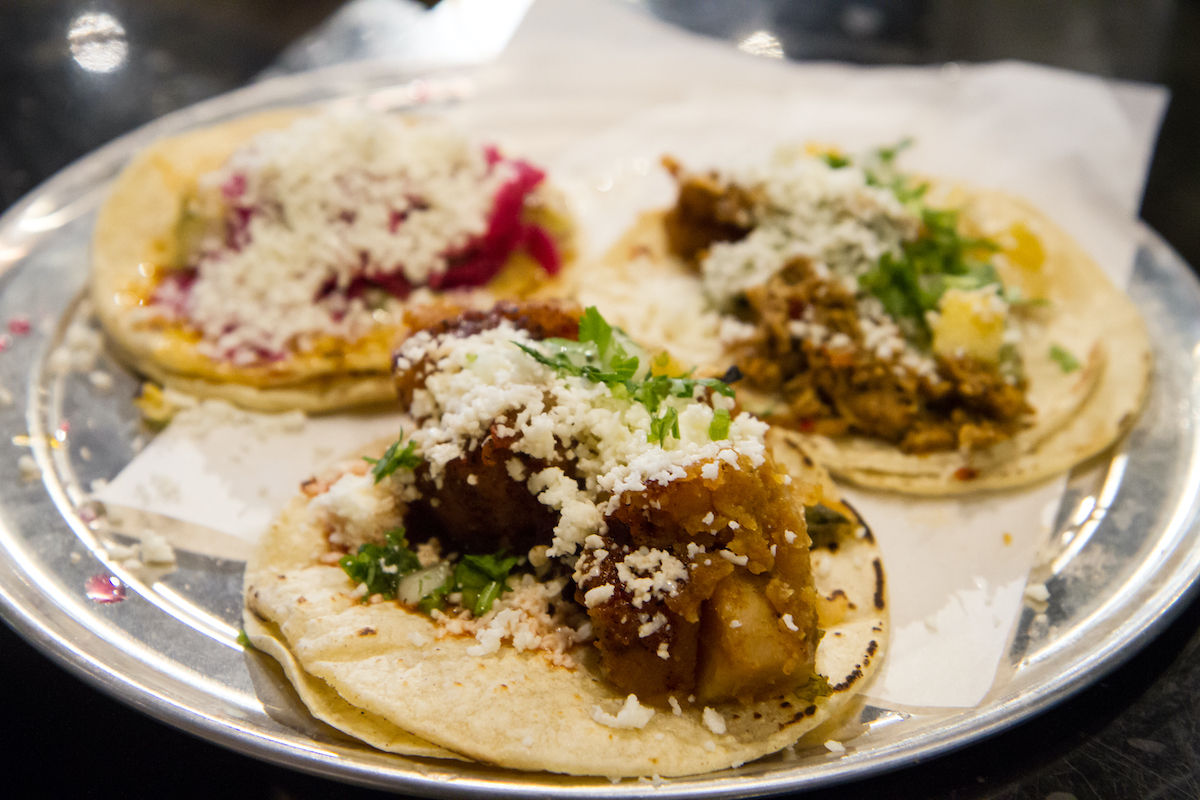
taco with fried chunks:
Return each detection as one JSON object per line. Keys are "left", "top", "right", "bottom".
{"left": 243, "top": 302, "right": 886, "bottom": 776}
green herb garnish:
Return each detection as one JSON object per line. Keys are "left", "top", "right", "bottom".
{"left": 364, "top": 434, "right": 421, "bottom": 484}
{"left": 515, "top": 307, "right": 736, "bottom": 439}
{"left": 236, "top": 629, "right": 253, "bottom": 648}
{"left": 515, "top": 307, "right": 641, "bottom": 386}
{"left": 650, "top": 406, "right": 680, "bottom": 446}
{"left": 339, "top": 527, "right": 422, "bottom": 600}
{"left": 419, "top": 552, "right": 522, "bottom": 617}
{"left": 823, "top": 140, "right": 1007, "bottom": 349}
{"left": 1049, "top": 344, "right": 1080, "bottom": 373}
{"left": 791, "top": 673, "right": 833, "bottom": 702}
{"left": 820, "top": 152, "right": 850, "bottom": 169}
{"left": 805, "top": 503, "right": 853, "bottom": 548}
{"left": 858, "top": 206, "right": 1000, "bottom": 348}
{"left": 708, "top": 407, "right": 731, "bottom": 440}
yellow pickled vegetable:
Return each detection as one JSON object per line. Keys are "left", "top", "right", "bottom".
{"left": 931, "top": 287, "right": 1008, "bottom": 363}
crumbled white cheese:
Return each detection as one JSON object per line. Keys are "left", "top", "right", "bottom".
{"left": 718, "top": 549, "right": 749, "bottom": 567}
{"left": 668, "top": 696, "right": 683, "bottom": 717}
{"left": 781, "top": 613, "right": 799, "bottom": 632}
{"left": 702, "top": 707, "right": 727, "bottom": 735}
{"left": 1024, "top": 582, "right": 1051, "bottom": 602}
{"left": 638, "top": 613, "right": 667, "bottom": 638}
{"left": 824, "top": 740, "right": 846, "bottom": 753}
{"left": 592, "top": 694, "right": 655, "bottom": 729}
{"left": 505, "top": 458, "right": 527, "bottom": 482}
{"left": 616, "top": 547, "right": 689, "bottom": 608}
{"left": 701, "top": 155, "right": 918, "bottom": 308}
{"left": 155, "top": 111, "right": 535, "bottom": 364}
{"left": 584, "top": 585, "right": 615, "bottom": 608}
{"left": 312, "top": 471, "right": 403, "bottom": 552}
{"left": 139, "top": 529, "right": 176, "bottom": 564}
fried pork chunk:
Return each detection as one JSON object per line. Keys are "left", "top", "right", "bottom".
{"left": 578, "top": 453, "right": 820, "bottom": 703}
{"left": 389, "top": 300, "right": 824, "bottom": 705}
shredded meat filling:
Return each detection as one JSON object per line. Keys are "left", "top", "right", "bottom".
{"left": 661, "top": 156, "right": 758, "bottom": 265}
{"left": 665, "top": 172, "right": 1031, "bottom": 454}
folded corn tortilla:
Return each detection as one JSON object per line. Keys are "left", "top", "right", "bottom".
{"left": 92, "top": 109, "right": 575, "bottom": 414}
{"left": 243, "top": 435, "right": 887, "bottom": 777}
{"left": 583, "top": 185, "right": 1150, "bottom": 494}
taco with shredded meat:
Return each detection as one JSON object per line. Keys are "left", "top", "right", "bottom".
{"left": 243, "top": 302, "right": 886, "bottom": 776}
{"left": 92, "top": 108, "right": 575, "bottom": 413}
{"left": 582, "top": 144, "right": 1150, "bottom": 493}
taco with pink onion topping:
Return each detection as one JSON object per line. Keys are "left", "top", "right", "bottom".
{"left": 92, "top": 109, "right": 574, "bottom": 413}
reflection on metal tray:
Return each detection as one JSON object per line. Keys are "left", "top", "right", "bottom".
{"left": 0, "top": 63, "right": 1198, "bottom": 797}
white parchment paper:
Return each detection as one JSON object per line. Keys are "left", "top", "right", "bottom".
{"left": 96, "top": 0, "right": 1167, "bottom": 710}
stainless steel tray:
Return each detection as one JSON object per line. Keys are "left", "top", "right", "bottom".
{"left": 2, "top": 62, "right": 1199, "bottom": 797}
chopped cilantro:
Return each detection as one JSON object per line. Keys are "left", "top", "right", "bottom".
{"left": 236, "top": 629, "right": 253, "bottom": 648}
{"left": 418, "top": 551, "right": 522, "bottom": 617}
{"left": 875, "top": 138, "right": 913, "bottom": 165}
{"left": 339, "top": 527, "right": 422, "bottom": 601}
{"left": 709, "top": 407, "right": 731, "bottom": 440}
{"left": 805, "top": 503, "right": 852, "bottom": 548}
{"left": 1049, "top": 344, "right": 1080, "bottom": 373}
{"left": 513, "top": 310, "right": 640, "bottom": 386}
{"left": 791, "top": 673, "right": 833, "bottom": 702}
{"left": 465, "top": 352, "right": 478, "bottom": 364}
{"left": 998, "top": 342, "right": 1024, "bottom": 384}
{"left": 650, "top": 406, "right": 680, "bottom": 446}
{"left": 339, "top": 526, "right": 521, "bottom": 616}
{"left": 515, "top": 306, "right": 737, "bottom": 427}
{"left": 858, "top": 205, "right": 1000, "bottom": 348}
{"left": 364, "top": 434, "right": 421, "bottom": 484}
{"left": 819, "top": 152, "right": 850, "bottom": 169}
{"left": 833, "top": 139, "right": 1008, "bottom": 349}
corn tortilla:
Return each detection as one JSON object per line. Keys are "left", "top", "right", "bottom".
{"left": 243, "top": 436, "right": 887, "bottom": 776}
{"left": 91, "top": 109, "right": 576, "bottom": 414}
{"left": 583, "top": 186, "right": 1150, "bottom": 494}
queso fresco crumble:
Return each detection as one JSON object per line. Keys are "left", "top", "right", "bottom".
{"left": 143, "top": 111, "right": 562, "bottom": 365}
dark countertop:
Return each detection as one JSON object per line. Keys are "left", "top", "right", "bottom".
{"left": 2, "top": 2, "right": 1199, "bottom": 798}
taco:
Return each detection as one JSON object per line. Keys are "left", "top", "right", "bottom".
{"left": 243, "top": 302, "right": 886, "bottom": 776}
{"left": 583, "top": 145, "right": 1150, "bottom": 493}
{"left": 92, "top": 108, "right": 575, "bottom": 413}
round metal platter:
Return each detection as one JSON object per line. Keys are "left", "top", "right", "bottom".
{"left": 1, "top": 62, "right": 1199, "bottom": 798}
